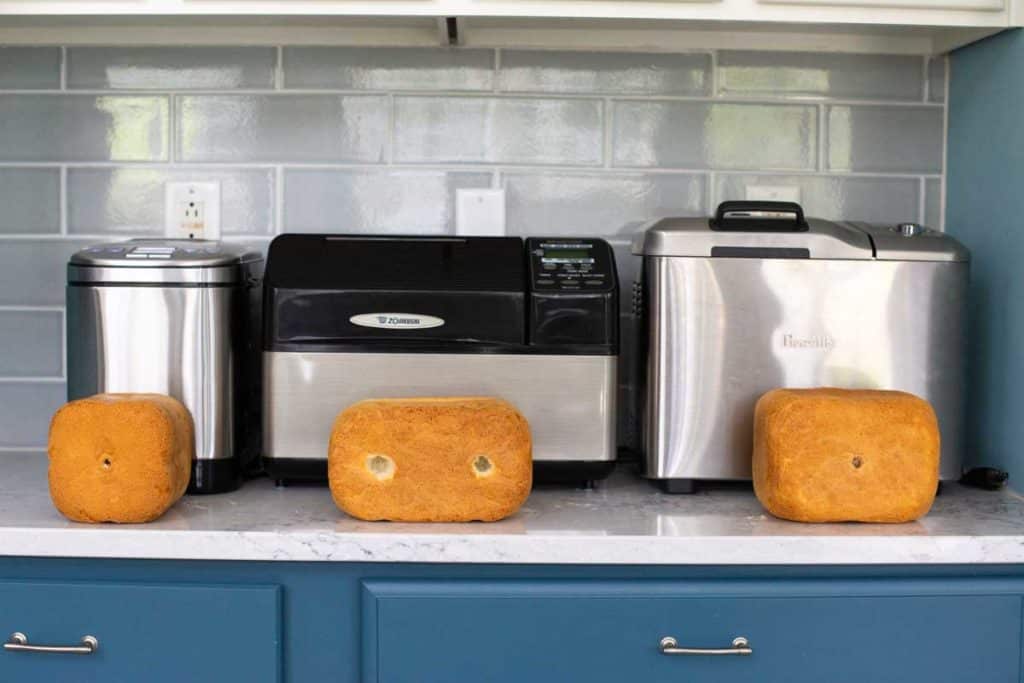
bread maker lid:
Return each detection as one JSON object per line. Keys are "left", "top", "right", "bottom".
{"left": 68, "top": 239, "right": 262, "bottom": 285}
{"left": 633, "top": 217, "right": 968, "bottom": 262}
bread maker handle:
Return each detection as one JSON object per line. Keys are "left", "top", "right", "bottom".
{"left": 712, "top": 201, "right": 807, "bottom": 232}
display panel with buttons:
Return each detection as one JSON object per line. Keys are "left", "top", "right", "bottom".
{"left": 528, "top": 239, "right": 615, "bottom": 292}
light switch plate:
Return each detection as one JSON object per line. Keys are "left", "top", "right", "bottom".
{"left": 165, "top": 181, "right": 222, "bottom": 240}
{"left": 456, "top": 188, "right": 506, "bottom": 236}
{"left": 746, "top": 185, "right": 801, "bottom": 203}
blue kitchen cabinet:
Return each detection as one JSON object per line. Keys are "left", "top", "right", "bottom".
{"left": 0, "top": 560, "right": 1022, "bottom": 682}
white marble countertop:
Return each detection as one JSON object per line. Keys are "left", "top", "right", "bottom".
{"left": 3, "top": 455, "right": 1024, "bottom": 565}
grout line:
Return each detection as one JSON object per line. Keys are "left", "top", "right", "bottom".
{"left": 708, "top": 49, "right": 718, "bottom": 98}
{"left": 939, "top": 55, "right": 949, "bottom": 232}
{"left": 493, "top": 48, "right": 501, "bottom": 93}
{"left": 386, "top": 93, "right": 395, "bottom": 165}
{"left": 0, "top": 377, "right": 65, "bottom": 383}
{"left": 602, "top": 98, "right": 612, "bottom": 169}
{"left": 0, "top": 447, "right": 46, "bottom": 452}
{"left": 491, "top": 169, "right": 501, "bottom": 189}
{"left": 59, "top": 46, "right": 67, "bottom": 90}
{"left": 0, "top": 305, "right": 64, "bottom": 312}
{"left": 918, "top": 176, "right": 927, "bottom": 225}
{"left": 275, "top": 166, "right": 285, "bottom": 234}
{"left": 706, "top": 171, "right": 716, "bottom": 212}
{"left": 817, "top": 103, "right": 828, "bottom": 173}
{"left": 276, "top": 46, "right": 284, "bottom": 90}
{"left": 59, "top": 166, "right": 67, "bottom": 235}
{"left": 168, "top": 93, "right": 177, "bottom": 164}
{"left": 60, "top": 306, "right": 67, "bottom": 380}
{"left": 921, "top": 55, "right": 930, "bottom": 103}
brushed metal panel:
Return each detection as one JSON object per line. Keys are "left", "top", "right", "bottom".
{"left": 66, "top": 285, "right": 238, "bottom": 462}
{"left": 643, "top": 256, "right": 967, "bottom": 481}
{"left": 264, "top": 352, "right": 617, "bottom": 463}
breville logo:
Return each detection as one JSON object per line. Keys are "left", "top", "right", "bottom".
{"left": 782, "top": 333, "right": 835, "bottom": 350}
{"left": 350, "top": 313, "right": 445, "bottom": 330}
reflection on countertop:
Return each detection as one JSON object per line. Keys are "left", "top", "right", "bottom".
{"left": 1, "top": 456, "right": 1021, "bottom": 565}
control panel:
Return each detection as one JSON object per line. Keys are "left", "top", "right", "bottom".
{"left": 526, "top": 237, "right": 618, "bottom": 353}
{"left": 527, "top": 238, "right": 616, "bottom": 292}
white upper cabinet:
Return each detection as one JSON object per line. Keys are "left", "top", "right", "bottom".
{"left": 0, "top": 0, "right": 1014, "bottom": 54}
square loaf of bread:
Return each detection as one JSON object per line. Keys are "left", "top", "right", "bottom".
{"left": 753, "top": 388, "right": 940, "bottom": 524}
{"left": 48, "top": 394, "right": 194, "bottom": 523}
{"left": 328, "top": 397, "right": 532, "bottom": 522}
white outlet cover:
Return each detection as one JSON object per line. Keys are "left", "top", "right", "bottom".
{"left": 165, "top": 181, "right": 222, "bottom": 240}
{"left": 746, "top": 185, "right": 801, "bottom": 203}
{"left": 455, "top": 188, "right": 506, "bottom": 237}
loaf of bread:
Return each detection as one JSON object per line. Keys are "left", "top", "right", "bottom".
{"left": 328, "top": 397, "right": 532, "bottom": 522}
{"left": 48, "top": 393, "right": 194, "bottom": 523}
{"left": 752, "top": 388, "right": 940, "bottom": 523}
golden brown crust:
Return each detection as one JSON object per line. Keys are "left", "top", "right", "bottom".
{"left": 328, "top": 397, "right": 532, "bottom": 522}
{"left": 752, "top": 388, "right": 939, "bottom": 523}
{"left": 47, "top": 393, "right": 194, "bottom": 523}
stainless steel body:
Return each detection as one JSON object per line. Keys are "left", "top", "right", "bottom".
{"left": 264, "top": 352, "right": 617, "bottom": 463}
{"left": 67, "top": 284, "right": 238, "bottom": 462}
{"left": 66, "top": 239, "right": 263, "bottom": 493}
{"left": 639, "top": 216, "right": 969, "bottom": 483}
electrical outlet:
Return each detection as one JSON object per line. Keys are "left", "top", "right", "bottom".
{"left": 165, "top": 181, "right": 221, "bottom": 240}
{"left": 746, "top": 185, "right": 801, "bottom": 203}
{"left": 456, "top": 188, "right": 506, "bottom": 236}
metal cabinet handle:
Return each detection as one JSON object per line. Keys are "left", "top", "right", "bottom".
{"left": 660, "top": 636, "right": 752, "bottom": 656}
{"left": 4, "top": 632, "right": 98, "bottom": 655}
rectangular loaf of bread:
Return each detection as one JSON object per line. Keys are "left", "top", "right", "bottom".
{"left": 48, "top": 393, "right": 194, "bottom": 523}
{"left": 753, "top": 388, "right": 940, "bottom": 523}
{"left": 328, "top": 397, "right": 532, "bottom": 522}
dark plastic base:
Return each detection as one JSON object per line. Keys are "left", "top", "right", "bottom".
{"left": 659, "top": 478, "right": 697, "bottom": 494}
{"left": 263, "top": 457, "right": 616, "bottom": 489}
{"left": 188, "top": 459, "right": 242, "bottom": 495}
{"left": 533, "top": 461, "right": 616, "bottom": 489}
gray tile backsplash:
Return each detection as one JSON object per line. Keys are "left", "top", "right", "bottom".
{"left": 284, "top": 169, "right": 492, "bottom": 233}
{"left": 283, "top": 47, "right": 495, "bottom": 91}
{"left": 717, "top": 52, "right": 924, "bottom": 101}
{"left": 0, "top": 47, "right": 61, "bottom": 89}
{"left": 0, "top": 45, "right": 946, "bottom": 449}
{"left": 612, "top": 101, "right": 818, "bottom": 170}
{"left": 0, "top": 168, "right": 60, "bottom": 234}
{"left": 0, "top": 95, "right": 168, "bottom": 162}
{"left": 394, "top": 96, "right": 603, "bottom": 165}
{"left": 498, "top": 50, "right": 710, "bottom": 95}
{"left": 67, "top": 47, "right": 277, "bottom": 90}
{"left": 0, "top": 311, "right": 62, "bottom": 377}
{"left": 68, "top": 167, "right": 275, "bottom": 235}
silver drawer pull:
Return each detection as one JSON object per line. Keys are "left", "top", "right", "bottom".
{"left": 4, "top": 632, "right": 98, "bottom": 655}
{"left": 660, "top": 636, "right": 752, "bottom": 656}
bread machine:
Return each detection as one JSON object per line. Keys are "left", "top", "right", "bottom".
{"left": 635, "top": 201, "right": 969, "bottom": 492}
{"left": 262, "top": 234, "right": 619, "bottom": 485}
{"left": 66, "top": 239, "right": 264, "bottom": 494}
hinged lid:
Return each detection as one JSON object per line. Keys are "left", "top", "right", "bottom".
{"left": 68, "top": 239, "right": 261, "bottom": 285}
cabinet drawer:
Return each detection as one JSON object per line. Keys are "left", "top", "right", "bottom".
{"left": 362, "top": 579, "right": 1021, "bottom": 683}
{"left": 0, "top": 581, "right": 280, "bottom": 683}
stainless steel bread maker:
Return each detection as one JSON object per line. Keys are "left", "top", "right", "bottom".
{"left": 634, "top": 202, "right": 969, "bottom": 493}
{"left": 66, "top": 239, "right": 264, "bottom": 494}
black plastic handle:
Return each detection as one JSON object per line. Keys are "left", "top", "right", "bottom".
{"left": 711, "top": 201, "right": 808, "bottom": 232}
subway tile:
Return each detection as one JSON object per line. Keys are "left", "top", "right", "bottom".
{"left": 0, "top": 382, "right": 65, "bottom": 448}
{"left": 827, "top": 105, "right": 943, "bottom": 173}
{"left": 717, "top": 52, "right": 924, "bottom": 101}
{"left": 68, "top": 168, "right": 274, "bottom": 235}
{"left": 283, "top": 47, "right": 494, "bottom": 91}
{"left": 0, "top": 47, "right": 61, "bottom": 89}
{"left": 928, "top": 57, "right": 947, "bottom": 103}
{"left": 177, "top": 95, "right": 388, "bottom": 163}
{"left": 925, "top": 178, "right": 942, "bottom": 229}
{"left": 0, "top": 168, "right": 60, "bottom": 234}
{"left": 613, "top": 101, "right": 816, "bottom": 170}
{"left": 0, "top": 95, "right": 168, "bottom": 162}
{"left": 394, "top": 96, "right": 602, "bottom": 165}
{"left": 503, "top": 172, "right": 705, "bottom": 237}
{"left": 0, "top": 311, "right": 62, "bottom": 377}
{"left": 498, "top": 50, "right": 710, "bottom": 95}
{"left": 0, "top": 240, "right": 93, "bottom": 306}
{"left": 67, "top": 47, "right": 277, "bottom": 90}
{"left": 715, "top": 174, "right": 920, "bottom": 224}
{"left": 283, "top": 169, "right": 492, "bottom": 234}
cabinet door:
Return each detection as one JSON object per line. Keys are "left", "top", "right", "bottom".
{"left": 362, "top": 579, "right": 1021, "bottom": 683}
{"left": 0, "top": 581, "right": 280, "bottom": 683}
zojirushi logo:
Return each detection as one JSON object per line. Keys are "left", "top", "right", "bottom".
{"left": 350, "top": 313, "right": 445, "bottom": 330}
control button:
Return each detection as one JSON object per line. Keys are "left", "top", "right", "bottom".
{"left": 105, "top": 247, "right": 125, "bottom": 253}
{"left": 895, "top": 222, "right": 925, "bottom": 237}
{"left": 543, "top": 263, "right": 557, "bottom": 270}
{"left": 585, "top": 279, "right": 604, "bottom": 285}
{"left": 537, "top": 279, "right": 555, "bottom": 286}
{"left": 147, "top": 254, "right": 172, "bottom": 259}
